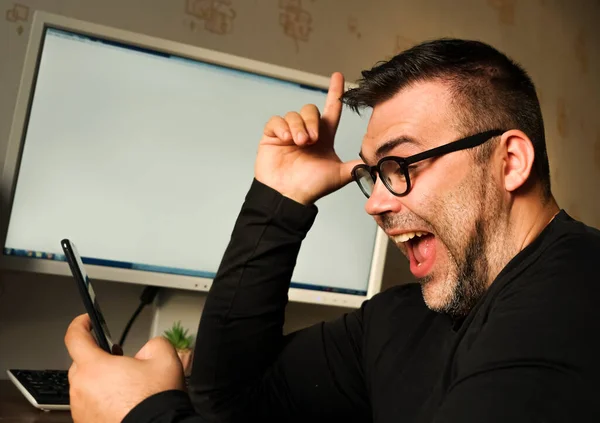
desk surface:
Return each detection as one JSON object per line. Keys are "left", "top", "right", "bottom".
{"left": 0, "top": 380, "right": 73, "bottom": 423}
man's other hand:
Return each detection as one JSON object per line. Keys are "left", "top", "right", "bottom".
{"left": 64, "top": 314, "right": 185, "bottom": 423}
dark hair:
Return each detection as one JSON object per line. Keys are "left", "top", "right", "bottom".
{"left": 342, "top": 38, "right": 551, "bottom": 198}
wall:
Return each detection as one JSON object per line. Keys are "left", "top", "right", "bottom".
{"left": 1, "top": 0, "right": 599, "bottom": 376}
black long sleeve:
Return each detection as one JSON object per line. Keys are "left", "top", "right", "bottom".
{"left": 189, "top": 178, "right": 370, "bottom": 422}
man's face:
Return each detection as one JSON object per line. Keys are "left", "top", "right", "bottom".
{"left": 359, "top": 81, "right": 503, "bottom": 318}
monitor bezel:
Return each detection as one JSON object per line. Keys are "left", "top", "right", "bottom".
{"left": 0, "top": 11, "right": 387, "bottom": 308}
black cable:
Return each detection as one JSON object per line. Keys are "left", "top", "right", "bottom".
{"left": 118, "top": 302, "right": 145, "bottom": 347}
{"left": 118, "top": 286, "right": 160, "bottom": 347}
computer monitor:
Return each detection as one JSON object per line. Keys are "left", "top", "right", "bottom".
{"left": 0, "top": 11, "right": 387, "bottom": 308}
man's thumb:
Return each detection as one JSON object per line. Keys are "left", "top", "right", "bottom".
{"left": 135, "top": 336, "right": 176, "bottom": 361}
{"left": 340, "top": 159, "right": 363, "bottom": 185}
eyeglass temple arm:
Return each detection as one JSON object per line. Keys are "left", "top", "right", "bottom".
{"left": 403, "top": 129, "right": 505, "bottom": 165}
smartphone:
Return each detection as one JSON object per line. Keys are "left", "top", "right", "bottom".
{"left": 61, "top": 239, "right": 123, "bottom": 355}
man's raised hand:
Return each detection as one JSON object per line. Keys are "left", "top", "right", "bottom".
{"left": 255, "top": 72, "right": 361, "bottom": 205}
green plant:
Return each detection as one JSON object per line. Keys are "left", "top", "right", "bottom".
{"left": 163, "top": 320, "right": 194, "bottom": 350}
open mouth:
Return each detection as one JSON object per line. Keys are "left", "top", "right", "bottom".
{"left": 391, "top": 231, "right": 437, "bottom": 278}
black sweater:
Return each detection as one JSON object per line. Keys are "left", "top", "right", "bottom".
{"left": 124, "top": 179, "right": 600, "bottom": 423}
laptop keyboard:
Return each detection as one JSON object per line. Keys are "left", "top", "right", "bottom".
{"left": 9, "top": 368, "right": 192, "bottom": 408}
{"left": 9, "top": 369, "right": 70, "bottom": 406}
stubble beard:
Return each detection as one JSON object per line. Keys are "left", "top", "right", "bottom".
{"left": 420, "top": 218, "right": 490, "bottom": 319}
{"left": 419, "top": 172, "right": 503, "bottom": 319}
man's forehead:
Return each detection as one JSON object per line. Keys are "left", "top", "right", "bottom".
{"left": 359, "top": 81, "right": 457, "bottom": 162}
{"left": 371, "top": 82, "right": 452, "bottom": 122}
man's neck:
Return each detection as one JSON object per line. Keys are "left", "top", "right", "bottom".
{"left": 486, "top": 191, "right": 560, "bottom": 287}
{"left": 513, "top": 194, "right": 560, "bottom": 253}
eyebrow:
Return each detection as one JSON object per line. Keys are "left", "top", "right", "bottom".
{"left": 359, "top": 135, "right": 422, "bottom": 165}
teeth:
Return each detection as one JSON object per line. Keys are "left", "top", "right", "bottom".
{"left": 392, "top": 231, "right": 427, "bottom": 244}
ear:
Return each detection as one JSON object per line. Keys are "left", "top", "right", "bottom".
{"left": 501, "top": 130, "right": 535, "bottom": 192}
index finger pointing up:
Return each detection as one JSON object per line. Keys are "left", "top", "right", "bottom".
{"left": 321, "top": 72, "right": 345, "bottom": 136}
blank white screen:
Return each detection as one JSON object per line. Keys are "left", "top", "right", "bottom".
{"left": 4, "top": 28, "right": 377, "bottom": 294}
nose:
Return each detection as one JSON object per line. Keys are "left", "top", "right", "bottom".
{"left": 364, "top": 178, "right": 403, "bottom": 216}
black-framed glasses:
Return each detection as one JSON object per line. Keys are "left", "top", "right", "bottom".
{"left": 352, "top": 129, "right": 505, "bottom": 198}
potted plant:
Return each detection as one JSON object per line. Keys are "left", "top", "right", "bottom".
{"left": 163, "top": 320, "right": 194, "bottom": 376}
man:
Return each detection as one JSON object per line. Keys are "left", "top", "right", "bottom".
{"left": 65, "top": 38, "right": 600, "bottom": 422}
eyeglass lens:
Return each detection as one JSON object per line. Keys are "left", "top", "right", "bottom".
{"left": 355, "top": 159, "right": 407, "bottom": 198}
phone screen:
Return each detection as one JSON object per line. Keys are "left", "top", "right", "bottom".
{"left": 61, "top": 239, "right": 122, "bottom": 355}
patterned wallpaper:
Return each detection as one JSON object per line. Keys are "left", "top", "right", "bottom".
{"left": 2, "top": 0, "right": 599, "bottom": 227}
